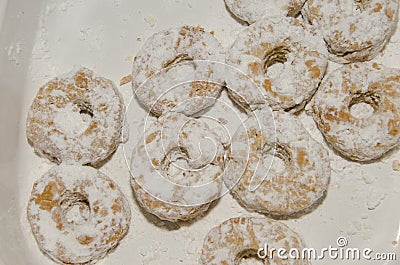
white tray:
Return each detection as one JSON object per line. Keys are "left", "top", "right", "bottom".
{"left": 0, "top": 0, "right": 399, "bottom": 264}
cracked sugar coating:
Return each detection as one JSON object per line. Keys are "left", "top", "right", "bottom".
{"left": 27, "top": 165, "right": 131, "bottom": 264}
{"left": 302, "top": 0, "right": 399, "bottom": 64}
{"left": 132, "top": 26, "right": 225, "bottom": 117}
{"left": 224, "top": 111, "right": 330, "bottom": 217}
{"left": 311, "top": 62, "right": 400, "bottom": 162}
{"left": 225, "top": 16, "right": 328, "bottom": 113}
{"left": 224, "top": 0, "right": 306, "bottom": 24}
{"left": 130, "top": 112, "right": 229, "bottom": 222}
{"left": 26, "top": 67, "right": 125, "bottom": 166}
{"left": 201, "top": 217, "right": 310, "bottom": 264}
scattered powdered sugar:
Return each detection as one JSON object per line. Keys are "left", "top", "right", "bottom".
{"left": 393, "top": 160, "right": 400, "bottom": 171}
{"left": 340, "top": 218, "right": 374, "bottom": 240}
{"left": 367, "top": 188, "right": 387, "bottom": 210}
{"left": 7, "top": 42, "right": 22, "bottom": 65}
{"left": 144, "top": 16, "right": 157, "bottom": 28}
{"left": 362, "top": 173, "right": 377, "bottom": 185}
{"left": 79, "top": 26, "right": 104, "bottom": 51}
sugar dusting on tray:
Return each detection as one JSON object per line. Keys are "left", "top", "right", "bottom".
{"left": 7, "top": 42, "right": 22, "bottom": 65}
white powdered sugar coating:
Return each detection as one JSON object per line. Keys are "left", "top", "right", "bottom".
{"left": 131, "top": 26, "right": 226, "bottom": 117}
{"left": 225, "top": 16, "right": 328, "bottom": 113}
{"left": 224, "top": 111, "right": 330, "bottom": 217}
{"left": 224, "top": 0, "right": 306, "bottom": 24}
{"left": 302, "top": 0, "right": 399, "bottom": 63}
{"left": 130, "top": 112, "right": 229, "bottom": 222}
{"left": 26, "top": 67, "right": 125, "bottom": 166}
{"left": 53, "top": 102, "right": 92, "bottom": 136}
{"left": 27, "top": 165, "right": 131, "bottom": 264}
{"left": 201, "top": 217, "right": 310, "bottom": 264}
{"left": 311, "top": 62, "right": 400, "bottom": 162}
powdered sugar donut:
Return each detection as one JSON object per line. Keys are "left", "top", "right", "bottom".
{"left": 27, "top": 165, "right": 130, "bottom": 264}
{"left": 26, "top": 67, "right": 125, "bottom": 166}
{"left": 224, "top": 111, "right": 330, "bottom": 217}
{"left": 302, "top": 0, "right": 399, "bottom": 63}
{"left": 130, "top": 112, "right": 229, "bottom": 222}
{"left": 311, "top": 62, "right": 400, "bottom": 162}
{"left": 132, "top": 26, "right": 225, "bottom": 117}
{"left": 201, "top": 217, "right": 310, "bottom": 264}
{"left": 226, "top": 16, "right": 328, "bottom": 112}
{"left": 225, "top": 0, "right": 306, "bottom": 24}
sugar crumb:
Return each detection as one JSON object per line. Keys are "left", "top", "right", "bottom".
{"left": 392, "top": 160, "right": 400, "bottom": 171}
{"left": 144, "top": 16, "right": 157, "bottom": 27}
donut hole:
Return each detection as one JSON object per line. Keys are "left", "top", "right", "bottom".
{"left": 162, "top": 145, "right": 218, "bottom": 186}
{"left": 54, "top": 100, "right": 94, "bottom": 136}
{"left": 262, "top": 153, "right": 286, "bottom": 174}
{"left": 74, "top": 99, "right": 94, "bottom": 121}
{"left": 349, "top": 91, "right": 380, "bottom": 119}
{"left": 353, "top": 0, "right": 372, "bottom": 13}
{"left": 237, "top": 249, "right": 269, "bottom": 265}
{"left": 340, "top": 0, "right": 371, "bottom": 15}
{"left": 166, "top": 147, "right": 190, "bottom": 169}
{"left": 186, "top": 137, "right": 217, "bottom": 169}
{"left": 262, "top": 143, "right": 291, "bottom": 174}
{"left": 164, "top": 54, "right": 196, "bottom": 80}
{"left": 177, "top": 120, "right": 218, "bottom": 169}
{"left": 349, "top": 102, "right": 375, "bottom": 118}
{"left": 263, "top": 45, "right": 291, "bottom": 78}
{"left": 60, "top": 191, "right": 90, "bottom": 226}
{"left": 162, "top": 147, "right": 191, "bottom": 185}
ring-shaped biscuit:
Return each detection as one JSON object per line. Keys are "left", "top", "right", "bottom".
{"left": 311, "top": 62, "right": 400, "bottom": 162}
{"left": 130, "top": 112, "right": 229, "bottom": 222}
{"left": 224, "top": 111, "right": 330, "bottom": 217}
{"left": 302, "top": 0, "right": 399, "bottom": 63}
{"left": 132, "top": 26, "right": 225, "bottom": 117}
{"left": 27, "top": 165, "right": 131, "bottom": 264}
{"left": 201, "top": 217, "right": 310, "bottom": 264}
{"left": 226, "top": 16, "right": 328, "bottom": 113}
{"left": 26, "top": 67, "right": 125, "bottom": 166}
